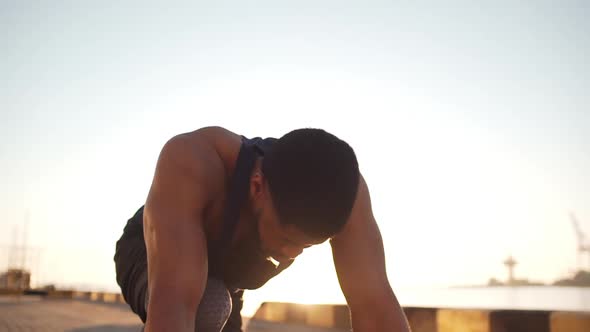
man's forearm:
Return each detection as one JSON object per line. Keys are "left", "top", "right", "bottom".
{"left": 144, "top": 301, "right": 196, "bottom": 332}
{"left": 144, "top": 286, "right": 201, "bottom": 332}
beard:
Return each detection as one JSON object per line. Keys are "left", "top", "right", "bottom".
{"left": 220, "top": 209, "right": 292, "bottom": 289}
{"left": 221, "top": 210, "right": 266, "bottom": 287}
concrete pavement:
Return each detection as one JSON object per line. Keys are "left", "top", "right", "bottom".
{"left": 0, "top": 295, "right": 344, "bottom": 332}
{"left": 0, "top": 295, "right": 142, "bottom": 332}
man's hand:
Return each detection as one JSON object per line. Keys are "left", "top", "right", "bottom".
{"left": 331, "top": 175, "right": 411, "bottom": 332}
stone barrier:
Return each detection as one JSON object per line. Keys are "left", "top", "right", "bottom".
{"left": 249, "top": 303, "right": 590, "bottom": 332}
{"left": 550, "top": 311, "right": 590, "bottom": 332}
{"left": 46, "top": 290, "right": 74, "bottom": 299}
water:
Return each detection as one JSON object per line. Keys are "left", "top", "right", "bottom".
{"left": 396, "top": 286, "right": 590, "bottom": 312}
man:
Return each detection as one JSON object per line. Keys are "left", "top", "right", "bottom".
{"left": 114, "top": 126, "right": 411, "bottom": 332}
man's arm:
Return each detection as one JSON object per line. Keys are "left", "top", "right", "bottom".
{"left": 330, "top": 175, "right": 411, "bottom": 332}
{"left": 143, "top": 131, "right": 224, "bottom": 332}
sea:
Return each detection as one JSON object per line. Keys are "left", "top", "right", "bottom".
{"left": 395, "top": 286, "right": 590, "bottom": 312}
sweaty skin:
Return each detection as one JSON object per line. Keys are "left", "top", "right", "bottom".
{"left": 142, "top": 126, "right": 411, "bottom": 332}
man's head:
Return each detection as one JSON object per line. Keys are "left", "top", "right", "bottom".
{"left": 249, "top": 128, "right": 360, "bottom": 263}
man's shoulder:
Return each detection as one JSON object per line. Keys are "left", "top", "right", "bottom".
{"left": 156, "top": 126, "right": 241, "bottom": 186}
{"left": 169, "top": 126, "right": 241, "bottom": 157}
{"left": 178, "top": 126, "right": 240, "bottom": 145}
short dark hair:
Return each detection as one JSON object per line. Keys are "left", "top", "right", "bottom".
{"left": 262, "top": 128, "right": 360, "bottom": 238}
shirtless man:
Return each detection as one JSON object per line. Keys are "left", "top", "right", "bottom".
{"left": 114, "top": 126, "right": 411, "bottom": 332}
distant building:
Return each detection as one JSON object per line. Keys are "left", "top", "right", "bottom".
{"left": 504, "top": 255, "right": 517, "bottom": 285}
{"left": 553, "top": 270, "right": 590, "bottom": 287}
{"left": 486, "top": 256, "right": 545, "bottom": 287}
{"left": 0, "top": 269, "right": 31, "bottom": 290}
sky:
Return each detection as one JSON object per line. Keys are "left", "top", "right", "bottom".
{"left": 1, "top": 0, "right": 589, "bottom": 316}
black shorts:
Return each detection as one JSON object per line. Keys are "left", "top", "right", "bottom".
{"left": 114, "top": 207, "right": 149, "bottom": 322}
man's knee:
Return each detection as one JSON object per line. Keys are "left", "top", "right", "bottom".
{"left": 195, "top": 278, "right": 233, "bottom": 331}
{"left": 144, "top": 277, "right": 234, "bottom": 331}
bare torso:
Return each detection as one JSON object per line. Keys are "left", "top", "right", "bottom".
{"left": 187, "top": 127, "right": 260, "bottom": 257}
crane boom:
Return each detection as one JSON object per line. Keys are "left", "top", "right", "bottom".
{"left": 570, "top": 212, "right": 586, "bottom": 244}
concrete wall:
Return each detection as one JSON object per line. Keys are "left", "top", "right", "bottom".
{"left": 0, "top": 269, "right": 31, "bottom": 290}
{"left": 1, "top": 288, "right": 127, "bottom": 305}
{"left": 45, "top": 290, "right": 127, "bottom": 305}
{"left": 249, "top": 302, "right": 590, "bottom": 332}
{"left": 551, "top": 312, "right": 590, "bottom": 332}
{"left": 252, "top": 303, "right": 351, "bottom": 329}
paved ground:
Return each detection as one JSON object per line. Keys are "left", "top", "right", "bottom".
{"left": 0, "top": 295, "right": 142, "bottom": 332}
{"left": 0, "top": 295, "right": 343, "bottom": 332}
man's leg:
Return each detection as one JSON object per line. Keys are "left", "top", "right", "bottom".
{"left": 193, "top": 278, "right": 233, "bottom": 331}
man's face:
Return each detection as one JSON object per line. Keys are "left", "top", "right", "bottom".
{"left": 255, "top": 198, "right": 328, "bottom": 264}
{"left": 250, "top": 171, "right": 328, "bottom": 264}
